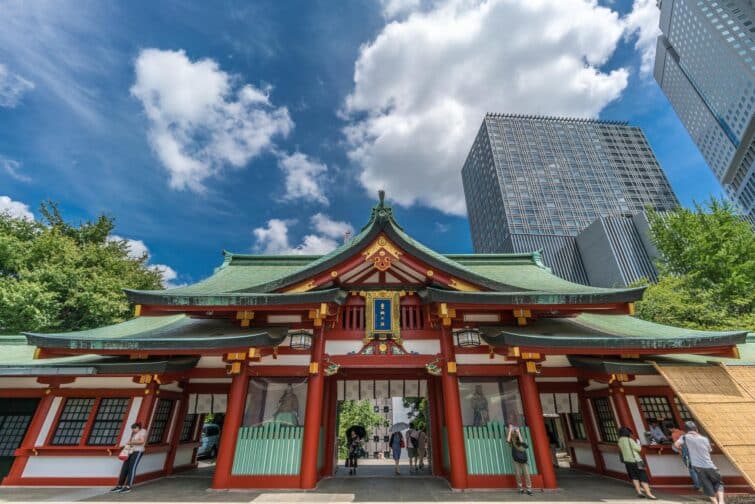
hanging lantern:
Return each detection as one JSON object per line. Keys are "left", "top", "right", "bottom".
{"left": 455, "top": 327, "right": 482, "bottom": 348}
{"left": 289, "top": 330, "right": 313, "bottom": 351}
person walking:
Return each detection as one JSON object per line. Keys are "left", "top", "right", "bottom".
{"left": 674, "top": 421, "right": 725, "bottom": 504}
{"left": 509, "top": 428, "right": 533, "bottom": 495}
{"left": 618, "top": 426, "right": 657, "bottom": 500}
{"left": 111, "top": 422, "right": 147, "bottom": 493}
{"left": 346, "top": 430, "right": 362, "bottom": 475}
{"left": 416, "top": 427, "right": 428, "bottom": 470}
{"left": 671, "top": 426, "right": 702, "bottom": 492}
{"left": 407, "top": 422, "right": 418, "bottom": 471}
{"left": 389, "top": 430, "right": 405, "bottom": 475}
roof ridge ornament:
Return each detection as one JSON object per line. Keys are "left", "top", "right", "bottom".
{"left": 369, "top": 189, "right": 398, "bottom": 227}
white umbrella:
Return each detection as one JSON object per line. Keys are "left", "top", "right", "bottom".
{"left": 389, "top": 422, "right": 410, "bottom": 433}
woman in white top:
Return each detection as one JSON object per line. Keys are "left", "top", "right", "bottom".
{"left": 112, "top": 422, "right": 148, "bottom": 493}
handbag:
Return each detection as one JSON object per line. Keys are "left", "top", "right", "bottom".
{"left": 118, "top": 446, "right": 131, "bottom": 461}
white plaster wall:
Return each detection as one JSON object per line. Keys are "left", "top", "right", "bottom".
{"left": 325, "top": 341, "right": 362, "bottom": 355}
{"left": 572, "top": 446, "right": 595, "bottom": 467}
{"left": 35, "top": 397, "right": 62, "bottom": 446}
{"left": 0, "top": 378, "right": 46, "bottom": 389}
{"left": 628, "top": 375, "right": 667, "bottom": 387}
{"left": 541, "top": 355, "right": 571, "bottom": 367}
{"left": 626, "top": 395, "right": 648, "bottom": 443}
{"left": 120, "top": 397, "right": 142, "bottom": 445}
{"left": 403, "top": 340, "right": 441, "bottom": 355}
{"left": 173, "top": 446, "right": 195, "bottom": 467}
{"left": 24, "top": 456, "right": 122, "bottom": 478}
{"left": 196, "top": 356, "right": 225, "bottom": 368}
{"left": 136, "top": 453, "right": 167, "bottom": 475}
{"left": 646, "top": 454, "right": 690, "bottom": 477}
{"left": 714, "top": 454, "right": 742, "bottom": 477}
{"left": 159, "top": 382, "right": 183, "bottom": 392}
{"left": 602, "top": 452, "right": 625, "bottom": 473}
{"left": 63, "top": 377, "right": 139, "bottom": 389}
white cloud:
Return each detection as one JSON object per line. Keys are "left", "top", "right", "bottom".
{"left": 253, "top": 214, "right": 353, "bottom": 255}
{"left": 107, "top": 234, "right": 183, "bottom": 288}
{"left": 0, "top": 156, "right": 31, "bottom": 182}
{"left": 107, "top": 234, "right": 149, "bottom": 259}
{"left": 0, "top": 195, "right": 34, "bottom": 221}
{"left": 0, "top": 64, "right": 34, "bottom": 108}
{"left": 381, "top": 0, "right": 422, "bottom": 18}
{"left": 343, "top": 0, "right": 629, "bottom": 216}
{"left": 278, "top": 152, "right": 329, "bottom": 204}
{"left": 131, "top": 49, "right": 293, "bottom": 192}
{"left": 624, "top": 0, "right": 661, "bottom": 78}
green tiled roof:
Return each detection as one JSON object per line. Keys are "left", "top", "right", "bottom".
{"left": 24, "top": 315, "right": 289, "bottom": 351}
{"left": 480, "top": 313, "right": 747, "bottom": 350}
{"left": 126, "top": 199, "right": 643, "bottom": 305}
{"left": 0, "top": 335, "right": 199, "bottom": 375}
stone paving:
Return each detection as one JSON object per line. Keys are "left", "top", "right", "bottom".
{"left": 0, "top": 466, "right": 749, "bottom": 504}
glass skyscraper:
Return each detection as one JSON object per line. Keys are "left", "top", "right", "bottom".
{"left": 462, "top": 114, "right": 679, "bottom": 283}
{"left": 654, "top": 0, "right": 755, "bottom": 220}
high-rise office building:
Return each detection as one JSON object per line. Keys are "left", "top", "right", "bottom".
{"left": 462, "top": 114, "right": 679, "bottom": 283}
{"left": 654, "top": 0, "right": 755, "bottom": 220}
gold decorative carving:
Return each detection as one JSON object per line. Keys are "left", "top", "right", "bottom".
{"left": 330, "top": 270, "right": 338, "bottom": 278}
{"left": 134, "top": 304, "right": 142, "bottom": 317}
{"left": 236, "top": 310, "right": 255, "bottom": 327}
{"left": 426, "top": 270, "right": 434, "bottom": 277}
{"left": 448, "top": 277, "right": 478, "bottom": 292}
{"left": 363, "top": 235, "right": 402, "bottom": 271}
{"left": 308, "top": 303, "right": 329, "bottom": 327}
{"left": 438, "top": 302, "right": 456, "bottom": 327}
{"left": 284, "top": 280, "right": 316, "bottom": 293}
{"left": 359, "top": 290, "right": 402, "bottom": 342}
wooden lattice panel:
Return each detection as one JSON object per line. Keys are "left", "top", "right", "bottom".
{"left": 653, "top": 364, "right": 755, "bottom": 490}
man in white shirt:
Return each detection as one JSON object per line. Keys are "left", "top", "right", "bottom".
{"left": 674, "top": 421, "right": 724, "bottom": 504}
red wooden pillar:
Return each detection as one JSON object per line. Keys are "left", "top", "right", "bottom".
{"left": 427, "top": 377, "right": 444, "bottom": 476}
{"left": 164, "top": 391, "right": 190, "bottom": 475}
{"left": 439, "top": 325, "right": 468, "bottom": 489}
{"left": 609, "top": 381, "right": 634, "bottom": 431}
{"left": 322, "top": 377, "right": 337, "bottom": 476}
{"left": 518, "top": 365, "right": 558, "bottom": 489}
{"left": 4, "top": 390, "right": 56, "bottom": 485}
{"left": 137, "top": 382, "right": 159, "bottom": 427}
{"left": 577, "top": 384, "right": 605, "bottom": 474}
{"left": 212, "top": 367, "right": 250, "bottom": 489}
{"left": 300, "top": 326, "right": 326, "bottom": 489}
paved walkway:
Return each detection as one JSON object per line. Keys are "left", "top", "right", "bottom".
{"left": 0, "top": 466, "right": 744, "bottom": 503}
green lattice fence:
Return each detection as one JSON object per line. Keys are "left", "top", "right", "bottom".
{"left": 463, "top": 423, "right": 537, "bottom": 475}
{"left": 232, "top": 423, "right": 304, "bottom": 475}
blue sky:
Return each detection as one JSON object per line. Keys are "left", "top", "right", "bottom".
{"left": 0, "top": 0, "right": 724, "bottom": 287}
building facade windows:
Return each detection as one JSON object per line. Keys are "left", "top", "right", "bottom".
{"left": 50, "top": 397, "right": 130, "bottom": 447}
{"left": 148, "top": 399, "right": 175, "bottom": 445}
{"left": 591, "top": 397, "right": 618, "bottom": 443}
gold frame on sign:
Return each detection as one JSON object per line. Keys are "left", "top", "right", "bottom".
{"left": 359, "top": 290, "right": 403, "bottom": 343}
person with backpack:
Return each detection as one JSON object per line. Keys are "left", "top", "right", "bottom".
{"left": 674, "top": 421, "right": 725, "bottom": 504}
{"left": 671, "top": 426, "right": 701, "bottom": 491}
{"left": 508, "top": 425, "right": 532, "bottom": 495}
{"left": 618, "top": 426, "right": 657, "bottom": 500}
{"left": 407, "top": 422, "right": 418, "bottom": 471}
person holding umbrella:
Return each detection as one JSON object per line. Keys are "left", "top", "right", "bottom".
{"left": 345, "top": 425, "right": 366, "bottom": 475}
{"left": 389, "top": 422, "right": 409, "bottom": 475}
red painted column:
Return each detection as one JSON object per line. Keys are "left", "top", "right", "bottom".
{"left": 4, "top": 390, "right": 56, "bottom": 485}
{"left": 609, "top": 381, "right": 634, "bottom": 431}
{"left": 212, "top": 367, "right": 250, "bottom": 489}
{"left": 300, "top": 326, "right": 326, "bottom": 489}
{"left": 439, "top": 325, "right": 468, "bottom": 489}
{"left": 427, "top": 377, "right": 444, "bottom": 477}
{"left": 518, "top": 365, "right": 558, "bottom": 489}
{"left": 322, "top": 377, "right": 337, "bottom": 476}
{"left": 136, "top": 382, "right": 159, "bottom": 427}
{"left": 577, "top": 384, "right": 605, "bottom": 474}
{"left": 164, "top": 392, "right": 190, "bottom": 474}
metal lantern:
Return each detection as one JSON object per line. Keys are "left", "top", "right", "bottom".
{"left": 455, "top": 327, "right": 482, "bottom": 348}
{"left": 289, "top": 330, "right": 313, "bottom": 351}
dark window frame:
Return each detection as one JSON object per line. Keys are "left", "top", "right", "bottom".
{"left": 592, "top": 397, "right": 618, "bottom": 443}
{"left": 148, "top": 399, "right": 175, "bottom": 445}
{"left": 49, "top": 398, "right": 96, "bottom": 446}
{"left": 179, "top": 413, "right": 198, "bottom": 443}
{"left": 50, "top": 397, "right": 131, "bottom": 447}
{"left": 567, "top": 412, "right": 587, "bottom": 441}
{"left": 87, "top": 398, "right": 130, "bottom": 446}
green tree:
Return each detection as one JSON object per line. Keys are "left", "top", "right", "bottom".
{"left": 634, "top": 198, "right": 755, "bottom": 331}
{"left": 402, "top": 397, "right": 429, "bottom": 432}
{"left": 337, "top": 400, "right": 388, "bottom": 458}
{"left": 0, "top": 202, "right": 164, "bottom": 333}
